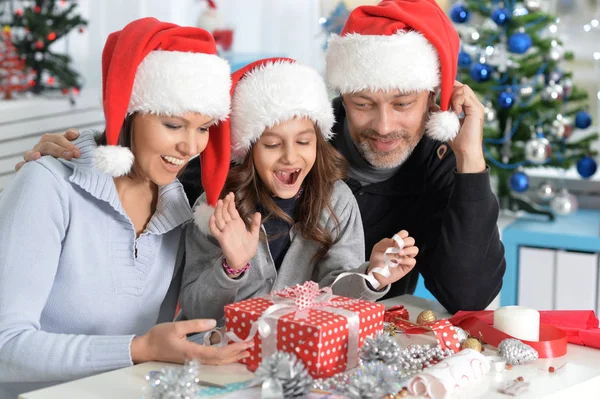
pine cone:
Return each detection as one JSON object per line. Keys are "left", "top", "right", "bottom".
{"left": 498, "top": 338, "right": 539, "bottom": 365}
{"left": 360, "top": 332, "right": 401, "bottom": 364}
{"left": 254, "top": 352, "right": 313, "bottom": 398}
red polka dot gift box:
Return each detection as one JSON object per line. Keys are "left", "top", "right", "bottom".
{"left": 224, "top": 281, "right": 385, "bottom": 378}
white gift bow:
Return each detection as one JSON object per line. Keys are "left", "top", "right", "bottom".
{"left": 363, "top": 233, "right": 405, "bottom": 289}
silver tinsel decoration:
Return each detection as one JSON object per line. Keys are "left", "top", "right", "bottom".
{"left": 454, "top": 326, "right": 469, "bottom": 343}
{"left": 360, "top": 332, "right": 401, "bottom": 364}
{"left": 344, "top": 362, "right": 403, "bottom": 399}
{"left": 144, "top": 360, "right": 202, "bottom": 399}
{"left": 252, "top": 352, "right": 313, "bottom": 398}
{"left": 498, "top": 339, "right": 539, "bottom": 365}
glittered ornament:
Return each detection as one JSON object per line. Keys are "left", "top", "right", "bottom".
{"left": 454, "top": 327, "right": 469, "bottom": 343}
{"left": 525, "top": 0, "right": 542, "bottom": 11}
{"left": 416, "top": 310, "right": 437, "bottom": 325}
{"left": 510, "top": 171, "right": 529, "bottom": 193}
{"left": 525, "top": 135, "right": 551, "bottom": 164}
{"left": 34, "top": 5, "right": 41, "bottom": 13}
{"left": 34, "top": 40, "right": 44, "bottom": 50}
{"left": 536, "top": 181, "right": 557, "bottom": 202}
{"left": 47, "top": 31, "right": 56, "bottom": 41}
{"left": 492, "top": 8, "right": 511, "bottom": 25}
{"left": 550, "top": 189, "right": 578, "bottom": 215}
{"left": 498, "top": 339, "right": 539, "bottom": 365}
{"left": 450, "top": 4, "right": 471, "bottom": 23}
{"left": 253, "top": 352, "right": 313, "bottom": 398}
{"left": 462, "top": 338, "right": 482, "bottom": 352}
{"left": 144, "top": 360, "right": 203, "bottom": 399}
{"left": 470, "top": 63, "right": 493, "bottom": 82}
{"left": 512, "top": 3, "right": 530, "bottom": 16}
{"left": 541, "top": 83, "right": 564, "bottom": 102}
{"left": 498, "top": 91, "right": 517, "bottom": 109}
{"left": 575, "top": 111, "right": 592, "bottom": 129}
{"left": 458, "top": 51, "right": 472, "bottom": 67}
{"left": 551, "top": 114, "right": 574, "bottom": 139}
{"left": 361, "top": 332, "right": 402, "bottom": 365}
{"left": 508, "top": 32, "right": 533, "bottom": 54}
{"left": 577, "top": 156, "right": 597, "bottom": 179}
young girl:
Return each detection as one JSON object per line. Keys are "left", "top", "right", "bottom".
{"left": 0, "top": 18, "right": 251, "bottom": 397}
{"left": 180, "top": 58, "right": 419, "bottom": 323}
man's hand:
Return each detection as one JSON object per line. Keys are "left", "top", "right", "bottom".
{"left": 15, "top": 129, "right": 81, "bottom": 171}
{"left": 446, "top": 81, "right": 486, "bottom": 174}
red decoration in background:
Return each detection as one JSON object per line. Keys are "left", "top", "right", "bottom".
{"left": 47, "top": 32, "right": 56, "bottom": 41}
{"left": 35, "top": 40, "right": 44, "bottom": 49}
{"left": 78, "top": 27, "right": 85, "bottom": 33}
{"left": 61, "top": 88, "right": 68, "bottom": 94}
{"left": 60, "top": 0, "right": 67, "bottom": 5}
{"left": 72, "top": 87, "right": 79, "bottom": 95}
{"left": 33, "top": 5, "right": 41, "bottom": 13}
{"left": 15, "top": 9, "right": 23, "bottom": 16}
{"left": 47, "top": 76, "right": 55, "bottom": 85}
{"left": 0, "top": 32, "right": 33, "bottom": 99}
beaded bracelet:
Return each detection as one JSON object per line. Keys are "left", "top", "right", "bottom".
{"left": 222, "top": 257, "right": 250, "bottom": 275}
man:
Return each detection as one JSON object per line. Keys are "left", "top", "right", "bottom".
{"left": 18, "top": 0, "right": 504, "bottom": 313}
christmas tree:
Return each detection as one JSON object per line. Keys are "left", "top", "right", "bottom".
{"left": 9, "top": 0, "right": 87, "bottom": 94}
{"left": 449, "top": 1, "right": 597, "bottom": 216}
{"left": 0, "top": 29, "right": 33, "bottom": 99}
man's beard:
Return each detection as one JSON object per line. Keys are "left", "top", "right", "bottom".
{"left": 354, "top": 128, "right": 418, "bottom": 169}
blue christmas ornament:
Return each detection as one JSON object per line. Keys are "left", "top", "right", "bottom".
{"left": 470, "top": 63, "right": 493, "bottom": 82}
{"left": 450, "top": 4, "right": 471, "bottom": 23}
{"left": 492, "top": 8, "right": 510, "bottom": 25}
{"left": 320, "top": 2, "right": 350, "bottom": 37}
{"left": 577, "top": 156, "right": 597, "bottom": 179}
{"left": 575, "top": 111, "right": 592, "bottom": 129}
{"left": 458, "top": 51, "right": 472, "bottom": 67}
{"left": 508, "top": 32, "right": 533, "bottom": 54}
{"left": 510, "top": 171, "right": 529, "bottom": 193}
{"left": 498, "top": 91, "right": 517, "bottom": 109}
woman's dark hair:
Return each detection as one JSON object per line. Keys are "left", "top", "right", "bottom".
{"left": 222, "top": 124, "right": 348, "bottom": 263}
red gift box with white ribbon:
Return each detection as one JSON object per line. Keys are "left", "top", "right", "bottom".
{"left": 224, "top": 281, "right": 385, "bottom": 378}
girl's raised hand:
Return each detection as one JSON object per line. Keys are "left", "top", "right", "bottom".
{"left": 209, "top": 192, "right": 261, "bottom": 274}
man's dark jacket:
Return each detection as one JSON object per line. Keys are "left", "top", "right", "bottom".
{"left": 180, "top": 98, "right": 506, "bottom": 313}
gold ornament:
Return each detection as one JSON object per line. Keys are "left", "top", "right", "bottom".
{"left": 2, "top": 25, "right": 11, "bottom": 34}
{"left": 416, "top": 310, "right": 437, "bottom": 325}
{"left": 462, "top": 338, "right": 483, "bottom": 352}
{"left": 384, "top": 323, "right": 400, "bottom": 336}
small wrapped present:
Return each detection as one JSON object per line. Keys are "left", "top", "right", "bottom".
{"left": 384, "top": 305, "right": 410, "bottom": 324}
{"left": 224, "top": 281, "right": 385, "bottom": 378}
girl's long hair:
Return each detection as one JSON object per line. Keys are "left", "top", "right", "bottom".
{"left": 223, "top": 124, "right": 347, "bottom": 263}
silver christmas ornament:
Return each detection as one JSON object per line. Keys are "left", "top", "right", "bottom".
{"left": 464, "top": 27, "right": 481, "bottom": 44}
{"left": 548, "top": 70, "right": 562, "bottom": 83}
{"left": 253, "top": 352, "right": 313, "bottom": 398}
{"left": 360, "top": 332, "right": 402, "bottom": 365}
{"left": 525, "top": 0, "right": 542, "bottom": 12}
{"left": 498, "top": 338, "right": 539, "bottom": 365}
{"left": 484, "top": 103, "right": 497, "bottom": 125}
{"left": 551, "top": 114, "right": 574, "bottom": 139}
{"left": 551, "top": 189, "right": 579, "bottom": 215}
{"left": 537, "top": 181, "right": 557, "bottom": 202}
{"left": 549, "top": 45, "right": 564, "bottom": 61}
{"left": 454, "top": 326, "right": 470, "bottom": 343}
{"left": 525, "top": 136, "right": 552, "bottom": 164}
{"left": 34, "top": 51, "right": 44, "bottom": 61}
{"left": 541, "top": 83, "right": 564, "bottom": 102}
{"left": 513, "top": 3, "right": 529, "bottom": 17}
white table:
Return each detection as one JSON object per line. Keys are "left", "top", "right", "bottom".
{"left": 20, "top": 295, "right": 600, "bottom": 399}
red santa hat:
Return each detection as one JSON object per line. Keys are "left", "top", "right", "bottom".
{"left": 193, "top": 57, "right": 335, "bottom": 233}
{"left": 325, "top": 0, "right": 461, "bottom": 142}
{"left": 98, "top": 17, "right": 231, "bottom": 213}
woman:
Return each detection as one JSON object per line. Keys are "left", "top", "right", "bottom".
{"left": 0, "top": 18, "right": 251, "bottom": 398}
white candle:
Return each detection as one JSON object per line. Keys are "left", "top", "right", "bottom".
{"left": 493, "top": 306, "right": 540, "bottom": 342}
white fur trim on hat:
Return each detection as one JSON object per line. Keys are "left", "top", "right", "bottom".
{"left": 193, "top": 202, "right": 215, "bottom": 235}
{"left": 93, "top": 145, "right": 134, "bottom": 177}
{"left": 230, "top": 61, "right": 335, "bottom": 164}
{"left": 129, "top": 50, "right": 231, "bottom": 121}
{"left": 326, "top": 30, "right": 439, "bottom": 94}
{"left": 425, "top": 111, "right": 460, "bottom": 142}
